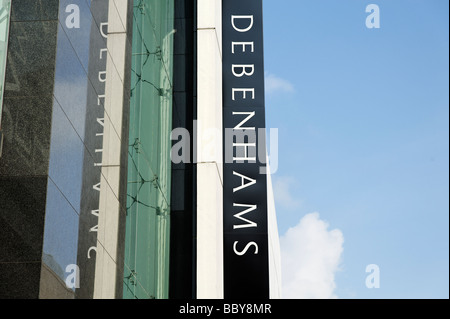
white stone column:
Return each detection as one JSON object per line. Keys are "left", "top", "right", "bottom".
{"left": 196, "top": 0, "right": 224, "bottom": 299}
{"left": 93, "top": 0, "right": 129, "bottom": 299}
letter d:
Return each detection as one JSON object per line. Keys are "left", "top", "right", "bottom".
{"left": 231, "top": 15, "right": 254, "bottom": 32}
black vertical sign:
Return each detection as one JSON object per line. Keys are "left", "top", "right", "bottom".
{"left": 222, "top": 0, "right": 269, "bottom": 299}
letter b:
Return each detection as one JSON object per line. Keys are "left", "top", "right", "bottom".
{"left": 232, "top": 64, "right": 255, "bottom": 78}
{"left": 232, "top": 304, "right": 239, "bottom": 314}
{"left": 224, "top": 304, "right": 230, "bottom": 314}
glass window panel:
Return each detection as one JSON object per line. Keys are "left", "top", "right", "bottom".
{"left": 123, "top": 0, "right": 174, "bottom": 299}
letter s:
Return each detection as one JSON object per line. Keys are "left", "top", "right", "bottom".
{"left": 233, "top": 241, "right": 258, "bottom": 256}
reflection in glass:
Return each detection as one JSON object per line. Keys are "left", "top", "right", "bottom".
{"left": 41, "top": 178, "right": 80, "bottom": 293}
{"left": 0, "top": 0, "right": 11, "bottom": 122}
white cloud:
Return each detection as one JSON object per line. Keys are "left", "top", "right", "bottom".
{"left": 280, "top": 212, "right": 344, "bottom": 299}
{"left": 273, "top": 176, "right": 301, "bottom": 210}
{"left": 265, "top": 72, "right": 295, "bottom": 95}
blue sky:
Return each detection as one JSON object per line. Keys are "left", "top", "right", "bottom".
{"left": 263, "top": 0, "right": 449, "bottom": 298}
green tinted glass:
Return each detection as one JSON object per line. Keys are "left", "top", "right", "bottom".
{"left": 123, "top": 0, "right": 174, "bottom": 299}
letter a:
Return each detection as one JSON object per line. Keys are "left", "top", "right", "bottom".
{"left": 65, "top": 264, "right": 80, "bottom": 289}
{"left": 171, "top": 128, "right": 191, "bottom": 164}
{"left": 365, "top": 264, "right": 381, "bottom": 288}
{"left": 65, "top": 4, "right": 80, "bottom": 29}
{"left": 366, "top": 4, "right": 380, "bottom": 29}
{"left": 233, "top": 171, "right": 256, "bottom": 193}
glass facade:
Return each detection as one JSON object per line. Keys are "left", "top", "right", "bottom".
{"left": 123, "top": 0, "right": 175, "bottom": 299}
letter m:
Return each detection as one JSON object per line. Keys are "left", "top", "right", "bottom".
{"left": 233, "top": 203, "right": 257, "bottom": 229}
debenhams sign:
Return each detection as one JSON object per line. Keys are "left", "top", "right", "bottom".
{"left": 222, "top": 0, "right": 269, "bottom": 299}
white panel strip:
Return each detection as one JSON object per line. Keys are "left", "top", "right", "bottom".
{"left": 196, "top": 0, "right": 224, "bottom": 299}
{"left": 93, "top": 0, "right": 129, "bottom": 299}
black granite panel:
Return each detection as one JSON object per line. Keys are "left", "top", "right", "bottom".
{"left": 0, "top": 262, "right": 42, "bottom": 299}
{"left": 0, "top": 213, "right": 36, "bottom": 262}
{"left": 10, "top": 0, "right": 59, "bottom": 22}
{"left": 4, "top": 20, "right": 58, "bottom": 98}
{"left": 0, "top": 96, "right": 53, "bottom": 177}
{"left": 0, "top": 176, "right": 48, "bottom": 263}
{"left": 0, "top": 0, "right": 61, "bottom": 300}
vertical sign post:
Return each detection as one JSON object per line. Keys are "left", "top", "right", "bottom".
{"left": 222, "top": 0, "right": 269, "bottom": 299}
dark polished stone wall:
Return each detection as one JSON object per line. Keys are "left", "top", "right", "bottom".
{"left": 0, "top": 0, "right": 133, "bottom": 299}
{"left": 0, "top": 0, "right": 59, "bottom": 299}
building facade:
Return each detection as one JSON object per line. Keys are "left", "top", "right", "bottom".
{"left": 0, "top": 0, "right": 281, "bottom": 299}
